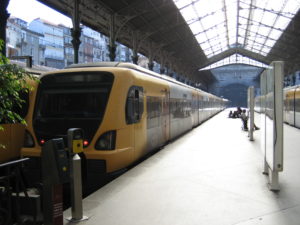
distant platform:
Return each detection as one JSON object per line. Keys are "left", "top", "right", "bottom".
{"left": 64, "top": 109, "right": 300, "bottom": 225}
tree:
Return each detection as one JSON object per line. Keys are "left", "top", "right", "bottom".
{"left": 0, "top": 39, "right": 37, "bottom": 148}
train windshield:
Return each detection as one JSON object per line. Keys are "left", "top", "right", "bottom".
{"left": 33, "top": 72, "right": 114, "bottom": 144}
{"left": 37, "top": 88, "right": 109, "bottom": 118}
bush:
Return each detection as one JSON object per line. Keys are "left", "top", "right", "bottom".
{"left": 0, "top": 39, "right": 37, "bottom": 148}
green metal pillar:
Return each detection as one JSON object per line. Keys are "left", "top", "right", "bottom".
{"left": 0, "top": 0, "right": 10, "bottom": 57}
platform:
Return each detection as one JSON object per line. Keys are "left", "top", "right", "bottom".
{"left": 64, "top": 109, "right": 300, "bottom": 225}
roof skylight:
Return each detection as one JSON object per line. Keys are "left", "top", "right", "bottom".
{"left": 199, "top": 53, "right": 270, "bottom": 70}
{"left": 173, "top": 0, "right": 300, "bottom": 58}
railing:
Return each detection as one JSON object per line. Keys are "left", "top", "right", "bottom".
{"left": 0, "top": 158, "right": 30, "bottom": 225}
{"left": 9, "top": 56, "right": 33, "bottom": 68}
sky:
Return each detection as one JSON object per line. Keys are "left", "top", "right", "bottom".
{"left": 7, "top": 0, "right": 72, "bottom": 27}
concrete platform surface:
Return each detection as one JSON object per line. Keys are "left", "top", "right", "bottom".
{"left": 64, "top": 109, "right": 300, "bottom": 225}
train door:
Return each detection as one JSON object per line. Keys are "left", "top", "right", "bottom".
{"left": 198, "top": 94, "right": 203, "bottom": 123}
{"left": 161, "top": 89, "right": 170, "bottom": 143}
{"left": 126, "top": 86, "right": 146, "bottom": 160}
{"left": 191, "top": 92, "right": 198, "bottom": 127}
{"left": 295, "top": 87, "right": 300, "bottom": 128}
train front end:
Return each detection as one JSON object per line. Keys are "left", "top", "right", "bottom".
{"left": 21, "top": 67, "right": 135, "bottom": 180}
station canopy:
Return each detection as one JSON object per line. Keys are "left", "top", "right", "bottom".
{"left": 27, "top": 0, "right": 300, "bottom": 83}
{"left": 173, "top": 0, "right": 300, "bottom": 64}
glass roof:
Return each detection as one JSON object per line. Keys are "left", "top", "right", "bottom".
{"left": 173, "top": 0, "right": 300, "bottom": 58}
{"left": 199, "top": 53, "right": 270, "bottom": 70}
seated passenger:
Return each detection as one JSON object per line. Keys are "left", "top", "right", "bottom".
{"left": 232, "top": 110, "right": 238, "bottom": 118}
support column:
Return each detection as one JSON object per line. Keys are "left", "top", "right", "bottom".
{"left": 160, "top": 66, "right": 165, "bottom": 74}
{"left": 147, "top": 42, "right": 155, "bottom": 71}
{"left": 131, "top": 31, "right": 139, "bottom": 64}
{"left": 71, "top": 0, "right": 81, "bottom": 64}
{"left": 108, "top": 14, "right": 134, "bottom": 62}
{"left": 131, "top": 53, "right": 138, "bottom": 64}
{"left": 108, "top": 14, "right": 116, "bottom": 61}
{"left": 0, "top": 0, "right": 10, "bottom": 57}
{"left": 159, "top": 53, "right": 166, "bottom": 74}
{"left": 108, "top": 45, "right": 116, "bottom": 61}
{"left": 148, "top": 61, "right": 154, "bottom": 70}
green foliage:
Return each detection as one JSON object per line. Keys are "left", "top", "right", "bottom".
{"left": 0, "top": 39, "right": 37, "bottom": 148}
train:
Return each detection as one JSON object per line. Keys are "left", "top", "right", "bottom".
{"left": 283, "top": 85, "right": 300, "bottom": 127}
{"left": 254, "top": 85, "right": 300, "bottom": 128}
{"left": 21, "top": 62, "right": 227, "bottom": 180}
{"left": 0, "top": 68, "right": 40, "bottom": 163}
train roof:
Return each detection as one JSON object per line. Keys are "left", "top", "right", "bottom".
{"left": 66, "top": 62, "right": 226, "bottom": 100}
{"left": 67, "top": 62, "right": 198, "bottom": 90}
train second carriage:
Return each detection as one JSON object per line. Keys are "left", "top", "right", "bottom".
{"left": 21, "top": 62, "right": 226, "bottom": 180}
{"left": 254, "top": 84, "right": 300, "bottom": 129}
{"left": 283, "top": 85, "right": 300, "bottom": 127}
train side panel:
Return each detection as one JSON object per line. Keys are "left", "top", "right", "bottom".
{"left": 284, "top": 87, "right": 295, "bottom": 125}
{"left": 20, "top": 63, "right": 226, "bottom": 180}
{"left": 191, "top": 90, "right": 199, "bottom": 127}
{"left": 169, "top": 83, "right": 193, "bottom": 139}
{"left": 140, "top": 75, "right": 170, "bottom": 155}
{"left": 295, "top": 87, "right": 300, "bottom": 128}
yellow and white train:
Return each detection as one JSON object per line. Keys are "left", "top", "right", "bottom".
{"left": 255, "top": 84, "right": 300, "bottom": 128}
{"left": 283, "top": 85, "right": 300, "bottom": 127}
{"left": 21, "top": 62, "right": 227, "bottom": 179}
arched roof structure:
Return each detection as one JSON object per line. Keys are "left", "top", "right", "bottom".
{"left": 35, "top": 0, "right": 300, "bottom": 85}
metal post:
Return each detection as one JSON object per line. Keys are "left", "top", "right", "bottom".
{"left": 71, "top": 0, "right": 81, "bottom": 64}
{"left": 108, "top": 14, "right": 116, "bottom": 61}
{"left": 148, "top": 61, "right": 154, "bottom": 70}
{"left": 131, "top": 31, "right": 139, "bottom": 64}
{"left": 0, "top": 0, "right": 10, "bottom": 57}
{"left": 108, "top": 44, "right": 116, "bottom": 61}
{"left": 247, "top": 86, "right": 254, "bottom": 141}
{"left": 67, "top": 128, "right": 88, "bottom": 222}
{"left": 131, "top": 52, "right": 138, "bottom": 64}
{"left": 68, "top": 154, "right": 88, "bottom": 222}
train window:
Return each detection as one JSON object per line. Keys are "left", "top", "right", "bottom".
{"left": 126, "top": 86, "right": 144, "bottom": 124}
{"left": 33, "top": 72, "right": 114, "bottom": 145}
{"left": 146, "top": 96, "right": 161, "bottom": 128}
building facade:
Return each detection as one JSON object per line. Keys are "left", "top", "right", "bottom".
{"left": 60, "top": 25, "right": 74, "bottom": 67}
{"left": 6, "top": 17, "right": 44, "bottom": 65}
{"left": 29, "top": 18, "right": 64, "bottom": 68}
{"left": 6, "top": 16, "right": 157, "bottom": 71}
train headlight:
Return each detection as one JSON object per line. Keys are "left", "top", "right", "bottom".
{"left": 95, "top": 130, "right": 116, "bottom": 150}
{"left": 23, "top": 130, "right": 35, "bottom": 147}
